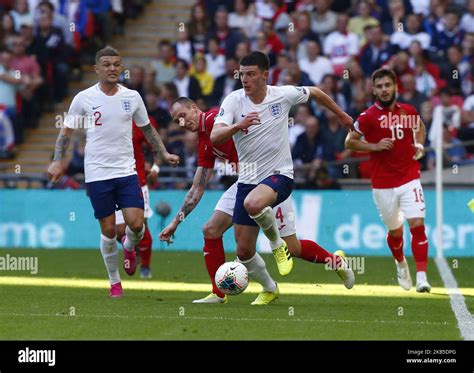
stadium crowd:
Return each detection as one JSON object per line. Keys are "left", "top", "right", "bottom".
{"left": 1, "top": 0, "right": 474, "bottom": 190}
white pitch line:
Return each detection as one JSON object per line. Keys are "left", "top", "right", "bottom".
{"left": 435, "top": 257, "right": 474, "bottom": 340}
{"left": 0, "top": 312, "right": 455, "bottom": 326}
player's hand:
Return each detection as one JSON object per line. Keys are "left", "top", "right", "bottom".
{"left": 47, "top": 161, "right": 64, "bottom": 183}
{"left": 338, "top": 112, "right": 354, "bottom": 131}
{"left": 237, "top": 112, "right": 260, "bottom": 131}
{"left": 374, "top": 138, "right": 394, "bottom": 151}
{"left": 413, "top": 143, "right": 425, "bottom": 160}
{"left": 164, "top": 153, "right": 180, "bottom": 167}
{"left": 159, "top": 223, "right": 177, "bottom": 244}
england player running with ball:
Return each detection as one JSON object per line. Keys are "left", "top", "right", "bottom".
{"left": 211, "top": 51, "right": 353, "bottom": 304}
{"left": 47, "top": 47, "right": 179, "bottom": 297}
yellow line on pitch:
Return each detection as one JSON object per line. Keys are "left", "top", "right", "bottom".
{"left": 1, "top": 276, "right": 473, "bottom": 298}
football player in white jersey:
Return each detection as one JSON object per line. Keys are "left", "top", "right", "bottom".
{"left": 211, "top": 51, "right": 353, "bottom": 304}
{"left": 47, "top": 47, "right": 179, "bottom": 297}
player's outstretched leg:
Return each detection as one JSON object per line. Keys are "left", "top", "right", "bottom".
{"left": 138, "top": 226, "right": 152, "bottom": 279}
{"left": 193, "top": 237, "right": 227, "bottom": 304}
{"left": 410, "top": 225, "right": 431, "bottom": 292}
{"left": 100, "top": 234, "right": 122, "bottom": 297}
{"left": 251, "top": 206, "right": 293, "bottom": 276}
{"left": 290, "top": 238, "right": 355, "bottom": 289}
{"left": 238, "top": 253, "right": 279, "bottom": 306}
{"left": 122, "top": 224, "right": 145, "bottom": 276}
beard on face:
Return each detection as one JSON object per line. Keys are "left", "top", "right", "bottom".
{"left": 377, "top": 91, "right": 396, "bottom": 107}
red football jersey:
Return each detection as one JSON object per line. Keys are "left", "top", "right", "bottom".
{"left": 197, "top": 109, "right": 238, "bottom": 168}
{"left": 132, "top": 116, "right": 158, "bottom": 186}
{"left": 354, "top": 101, "right": 421, "bottom": 188}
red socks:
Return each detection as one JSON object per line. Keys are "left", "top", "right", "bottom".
{"left": 204, "top": 237, "right": 226, "bottom": 298}
{"left": 410, "top": 225, "right": 428, "bottom": 272}
{"left": 299, "top": 239, "right": 341, "bottom": 269}
{"left": 387, "top": 233, "right": 404, "bottom": 263}
{"left": 138, "top": 226, "right": 152, "bottom": 268}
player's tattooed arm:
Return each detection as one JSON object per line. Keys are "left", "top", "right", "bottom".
{"left": 141, "top": 124, "right": 180, "bottom": 166}
{"left": 48, "top": 127, "right": 74, "bottom": 183}
{"left": 173, "top": 167, "right": 213, "bottom": 225}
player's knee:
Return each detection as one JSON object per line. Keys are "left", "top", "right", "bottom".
{"left": 243, "top": 196, "right": 263, "bottom": 216}
{"left": 388, "top": 226, "right": 403, "bottom": 238}
{"left": 202, "top": 221, "right": 220, "bottom": 239}
{"left": 236, "top": 246, "right": 253, "bottom": 261}
{"left": 128, "top": 220, "right": 144, "bottom": 233}
{"left": 102, "top": 226, "right": 116, "bottom": 239}
{"left": 408, "top": 218, "right": 424, "bottom": 228}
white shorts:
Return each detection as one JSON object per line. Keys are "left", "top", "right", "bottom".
{"left": 115, "top": 185, "right": 153, "bottom": 225}
{"left": 214, "top": 182, "right": 296, "bottom": 237}
{"left": 372, "top": 178, "right": 426, "bottom": 231}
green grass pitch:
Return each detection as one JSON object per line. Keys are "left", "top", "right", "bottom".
{"left": 0, "top": 249, "right": 473, "bottom": 340}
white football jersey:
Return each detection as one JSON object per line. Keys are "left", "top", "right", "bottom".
{"left": 64, "top": 84, "right": 149, "bottom": 182}
{"left": 215, "top": 85, "right": 309, "bottom": 184}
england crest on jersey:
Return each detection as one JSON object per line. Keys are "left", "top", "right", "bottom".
{"left": 121, "top": 99, "right": 132, "bottom": 113}
{"left": 269, "top": 103, "right": 282, "bottom": 117}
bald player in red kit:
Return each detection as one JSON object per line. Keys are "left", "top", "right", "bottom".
{"left": 159, "top": 97, "right": 354, "bottom": 304}
{"left": 345, "top": 68, "right": 431, "bottom": 292}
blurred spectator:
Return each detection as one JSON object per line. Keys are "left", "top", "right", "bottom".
{"left": 288, "top": 103, "right": 311, "bottom": 148}
{"left": 205, "top": 37, "right": 225, "bottom": 80}
{"left": 228, "top": 0, "right": 260, "bottom": 40}
{"left": 207, "top": 7, "right": 244, "bottom": 58}
{"left": 428, "top": 88, "right": 461, "bottom": 146}
{"left": 125, "top": 65, "right": 145, "bottom": 99}
{"left": 151, "top": 39, "right": 176, "bottom": 85}
{"left": 296, "top": 10, "right": 320, "bottom": 45}
{"left": 381, "top": 0, "right": 406, "bottom": 35}
{"left": 0, "top": 107, "right": 15, "bottom": 158}
{"left": 298, "top": 39, "right": 333, "bottom": 86}
{"left": 318, "top": 109, "right": 352, "bottom": 178}
{"left": 285, "top": 27, "right": 306, "bottom": 62}
{"left": 65, "top": 130, "right": 85, "bottom": 184}
{"left": 313, "top": 74, "right": 347, "bottom": 115}
{"left": 390, "top": 13, "right": 431, "bottom": 51}
{"left": 82, "top": 0, "right": 112, "bottom": 47}
{"left": 442, "top": 45, "right": 471, "bottom": 97}
{"left": 427, "top": 125, "right": 468, "bottom": 169}
{"left": 190, "top": 53, "right": 214, "bottom": 98}
{"left": 323, "top": 13, "right": 359, "bottom": 75}
{"left": 173, "top": 58, "right": 201, "bottom": 101}
{"left": 414, "top": 56, "right": 437, "bottom": 97}
{"left": 211, "top": 55, "right": 242, "bottom": 106}
{"left": 459, "top": 93, "right": 474, "bottom": 153}
{"left": 30, "top": 11, "right": 68, "bottom": 104}
{"left": 311, "top": 0, "right": 337, "bottom": 39}
{"left": 268, "top": 51, "right": 289, "bottom": 86}
{"left": 283, "top": 59, "right": 314, "bottom": 86}
{"left": 2, "top": 13, "right": 17, "bottom": 46}
{"left": 431, "top": 10, "right": 464, "bottom": 60}
{"left": 145, "top": 85, "right": 173, "bottom": 132}
{"left": 359, "top": 24, "right": 392, "bottom": 78}
{"left": 36, "top": 1, "right": 73, "bottom": 46}
{"left": 260, "top": 18, "right": 284, "bottom": 56}
{"left": 10, "top": 0, "right": 33, "bottom": 32}
{"left": 340, "top": 58, "right": 365, "bottom": 110}
{"left": 292, "top": 115, "right": 322, "bottom": 166}
{"left": 186, "top": 2, "right": 210, "bottom": 53}
{"left": 398, "top": 73, "right": 427, "bottom": 113}
{"left": 234, "top": 39, "right": 250, "bottom": 62}
{"left": 0, "top": 47, "right": 22, "bottom": 144}
{"left": 174, "top": 27, "right": 194, "bottom": 65}
{"left": 460, "top": 0, "right": 474, "bottom": 33}
{"left": 348, "top": 0, "right": 379, "bottom": 45}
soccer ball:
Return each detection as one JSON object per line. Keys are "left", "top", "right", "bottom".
{"left": 215, "top": 262, "right": 249, "bottom": 296}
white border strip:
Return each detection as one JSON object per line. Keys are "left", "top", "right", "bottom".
{"left": 435, "top": 257, "right": 474, "bottom": 340}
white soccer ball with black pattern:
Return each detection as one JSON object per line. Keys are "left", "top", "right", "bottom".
{"left": 215, "top": 262, "right": 249, "bottom": 296}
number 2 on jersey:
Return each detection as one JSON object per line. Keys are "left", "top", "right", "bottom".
{"left": 94, "top": 111, "right": 103, "bottom": 126}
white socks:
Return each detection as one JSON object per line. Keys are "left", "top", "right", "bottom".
{"left": 123, "top": 224, "right": 145, "bottom": 251}
{"left": 100, "top": 234, "right": 120, "bottom": 285}
{"left": 250, "top": 206, "right": 283, "bottom": 250}
{"left": 238, "top": 252, "right": 277, "bottom": 293}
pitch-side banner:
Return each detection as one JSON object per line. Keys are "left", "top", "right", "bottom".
{"left": 0, "top": 190, "right": 473, "bottom": 256}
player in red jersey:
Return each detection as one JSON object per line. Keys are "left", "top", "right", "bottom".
{"left": 159, "top": 97, "right": 354, "bottom": 304}
{"left": 115, "top": 117, "right": 159, "bottom": 279}
{"left": 345, "top": 68, "right": 431, "bottom": 292}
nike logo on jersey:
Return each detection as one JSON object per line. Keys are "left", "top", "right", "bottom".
{"left": 278, "top": 224, "right": 286, "bottom": 231}
{"left": 420, "top": 207, "right": 426, "bottom": 211}
{"left": 230, "top": 266, "right": 237, "bottom": 270}
{"left": 92, "top": 105, "right": 102, "bottom": 110}
{"left": 241, "top": 114, "right": 246, "bottom": 117}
